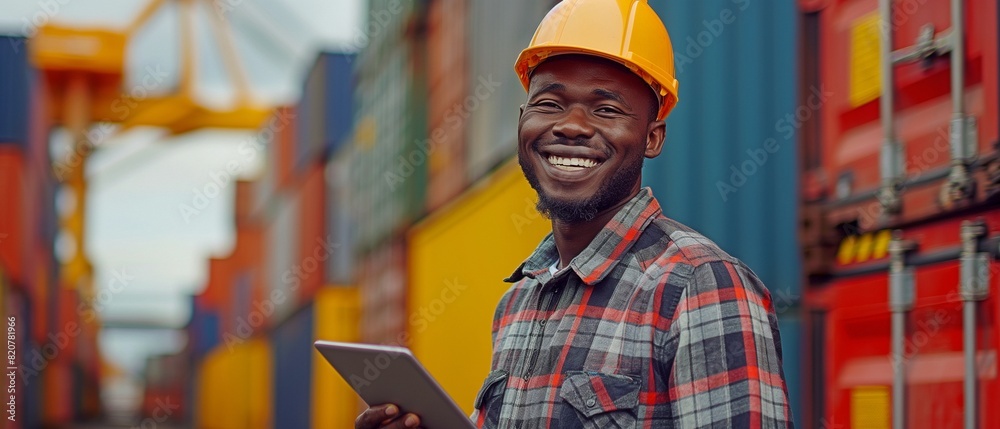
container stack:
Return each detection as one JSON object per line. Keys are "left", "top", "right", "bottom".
{"left": 0, "top": 35, "right": 103, "bottom": 428}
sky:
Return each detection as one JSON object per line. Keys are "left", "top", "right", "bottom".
{"left": 1, "top": 0, "right": 363, "bottom": 394}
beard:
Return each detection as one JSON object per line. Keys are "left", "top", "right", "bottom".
{"left": 518, "top": 138, "right": 644, "bottom": 223}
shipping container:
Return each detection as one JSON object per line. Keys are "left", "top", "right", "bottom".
{"left": 188, "top": 295, "right": 221, "bottom": 360}
{"left": 641, "top": 0, "right": 804, "bottom": 422}
{"left": 196, "top": 339, "right": 273, "bottom": 429}
{"left": 141, "top": 352, "right": 189, "bottom": 423}
{"left": 324, "top": 150, "right": 357, "bottom": 285}
{"left": 465, "top": 0, "right": 553, "bottom": 182}
{"left": 272, "top": 304, "right": 315, "bottom": 429}
{"left": 645, "top": 0, "right": 802, "bottom": 302}
{"left": 349, "top": 0, "right": 428, "bottom": 252}
{"left": 408, "top": 159, "right": 551, "bottom": 414}
{"left": 267, "top": 191, "right": 301, "bottom": 323}
{"left": 358, "top": 240, "right": 407, "bottom": 345}
{"left": 798, "top": 0, "right": 1000, "bottom": 427}
{"left": 296, "top": 52, "right": 355, "bottom": 169}
{"left": 4, "top": 283, "right": 39, "bottom": 429}
{"left": 0, "top": 36, "right": 30, "bottom": 145}
{"left": 311, "top": 286, "right": 361, "bottom": 429}
{"left": 424, "top": 0, "right": 469, "bottom": 211}
{"left": 250, "top": 105, "right": 298, "bottom": 207}
{"left": 0, "top": 147, "right": 26, "bottom": 284}
{"left": 296, "top": 163, "right": 327, "bottom": 302}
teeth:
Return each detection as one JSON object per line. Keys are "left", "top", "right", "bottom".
{"left": 547, "top": 155, "right": 598, "bottom": 168}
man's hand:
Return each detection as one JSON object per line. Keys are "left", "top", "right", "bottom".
{"left": 355, "top": 404, "right": 423, "bottom": 429}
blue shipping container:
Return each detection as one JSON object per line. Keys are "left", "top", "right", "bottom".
{"left": 777, "top": 313, "right": 804, "bottom": 424}
{"left": 271, "top": 304, "right": 315, "bottom": 429}
{"left": 0, "top": 36, "right": 30, "bottom": 145}
{"left": 644, "top": 0, "right": 800, "bottom": 304}
{"left": 188, "top": 298, "right": 220, "bottom": 360}
{"left": 642, "top": 0, "right": 801, "bottom": 424}
{"left": 296, "top": 52, "right": 355, "bottom": 169}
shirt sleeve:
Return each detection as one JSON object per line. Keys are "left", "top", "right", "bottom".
{"left": 663, "top": 260, "right": 793, "bottom": 428}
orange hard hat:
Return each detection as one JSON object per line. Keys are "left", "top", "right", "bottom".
{"left": 514, "top": 0, "right": 680, "bottom": 121}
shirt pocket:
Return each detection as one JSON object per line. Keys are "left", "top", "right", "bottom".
{"left": 558, "top": 371, "right": 641, "bottom": 429}
{"left": 473, "top": 369, "right": 508, "bottom": 429}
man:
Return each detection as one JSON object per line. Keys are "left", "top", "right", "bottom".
{"left": 356, "top": 0, "right": 792, "bottom": 427}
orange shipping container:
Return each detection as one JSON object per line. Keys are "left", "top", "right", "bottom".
{"left": 296, "top": 162, "right": 328, "bottom": 303}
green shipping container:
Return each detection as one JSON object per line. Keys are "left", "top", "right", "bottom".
{"left": 349, "top": 0, "right": 428, "bottom": 253}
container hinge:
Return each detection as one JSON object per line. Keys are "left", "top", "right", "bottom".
{"left": 960, "top": 221, "right": 990, "bottom": 301}
{"left": 892, "top": 25, "right": 953, "bottom": 66}
{"left": 888, "top": 231, "right": 917, "bottom": 312}
{"left": 950, "top": 116, "right": 979, "bottom": 163}
{"left": 879, "top": 140, "right": 904, "bottom": 215}
{"left": 889, "top": 267, "right": 915, "bottom": 312}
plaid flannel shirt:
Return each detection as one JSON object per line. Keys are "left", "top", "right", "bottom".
{"left": 471, "top": 188, "right": 792, "bottom": 428}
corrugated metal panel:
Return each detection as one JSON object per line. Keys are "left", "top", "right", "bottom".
{"left": 310, "top": 287, "right": 361, "bottom": 429}
{"left": 424, "top": 0, "right": 469, "bottom": 210}
{"left": 642, "top": 2, "right": 801, "bottom": 425}
{"left": 272, "top": 305, "right": 315, "bottom": 429}
{"left": 408, "top": 159, "right": 550, "bottom": 415}
{"left": 643, "top": 0, "right": 800, "bottom": 297}
{"left": 465, "top": 0, "right": 553, "bottom": 181}
{"left": 349, "top": 1, "right": 427, "bottom": 251}
{"left": 324, "top": 152, "right": 356, "bottom": 284}
{"left": 0, "top": 36, "right": 29, "bottom": 145}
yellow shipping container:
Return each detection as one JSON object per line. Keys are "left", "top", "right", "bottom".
{"left": 408, "top": 159, "right": 549, "bottom": 414}
{"left": 311, "top": 286, "right": 362, "bottom": 429}
{"left": 196, "top": 339, "right": 273, "bottom": 429}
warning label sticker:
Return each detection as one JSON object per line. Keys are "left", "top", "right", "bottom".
{"left": 850, "top": 13, "right": 883, "bottom": 108}
{"left": 850, "top": 385, "right": 890, "bottom": 429}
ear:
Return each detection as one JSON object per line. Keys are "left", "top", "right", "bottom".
{"left": 644, "top": 120, "right": 666, "bottom": 158}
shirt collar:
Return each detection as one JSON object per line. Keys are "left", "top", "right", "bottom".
{"left": 504, "top": 188, "right": 663, "bottom": 285}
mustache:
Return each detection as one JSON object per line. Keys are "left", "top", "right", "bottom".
{"left": 531, "top": 137, "right": 612, "bottom": 157}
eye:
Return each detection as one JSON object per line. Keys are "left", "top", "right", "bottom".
{"left": 595, "top": 106, "right": 624, "bottom": 115}
{"left": 531, "top": 100, "right": 561, "bottom": 109}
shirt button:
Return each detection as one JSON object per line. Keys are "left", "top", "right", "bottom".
{"left": 585, "top": 397, "right": 596, "bottom": 407}
{"left": 538, "top": 320, "right": 546, "bottom": 327}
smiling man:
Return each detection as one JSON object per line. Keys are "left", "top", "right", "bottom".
{"left": 354, "top": 0, "right": 792, "bottom": 428}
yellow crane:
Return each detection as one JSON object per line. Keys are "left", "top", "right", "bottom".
{"left": 27, "top": 0, "right": 273, "bottom": 419}
{"left": 29, "top": 0, "right": 272, "bottom": 298}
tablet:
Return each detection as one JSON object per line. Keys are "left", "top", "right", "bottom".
{"left": 314, "top": 340, "right": 477, "bottom": 429}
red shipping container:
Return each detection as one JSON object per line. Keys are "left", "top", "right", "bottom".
{"left": 800, "top": 0, "right": 1000, "bottom": 427}
{"left": 0, "top": 147, "right": 25, "bottom": 285}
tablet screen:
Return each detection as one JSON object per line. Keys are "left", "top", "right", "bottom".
{"left": 314, "top": 341, "right": 477, "bottom": 429}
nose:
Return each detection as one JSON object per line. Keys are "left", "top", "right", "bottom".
{"left": 551, "top": 106, "right": 595, "bottom": 141}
